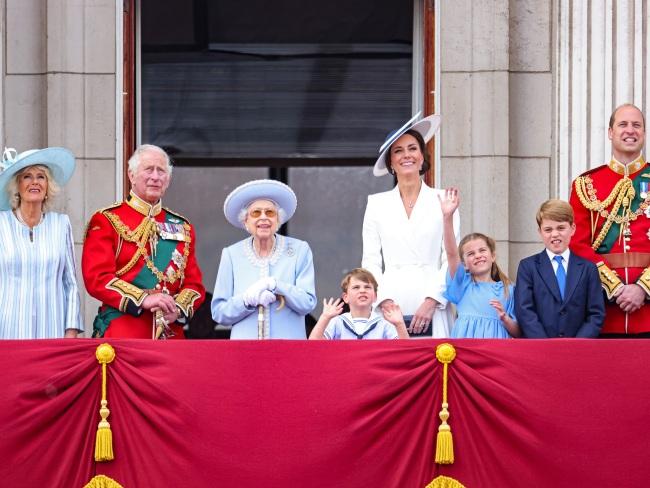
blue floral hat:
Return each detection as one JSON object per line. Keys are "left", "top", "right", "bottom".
{"left": 0, "top": 147, "right": 76, "bottom": 210}
{"left": 373, "top": 113, "right": 441, "bottom": 177}
{"left": 223, "top": 179, "right": 297, "bottom": 229}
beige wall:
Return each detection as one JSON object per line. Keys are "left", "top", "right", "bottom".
{"left": 2, "top": 0, "right": 118, "bottom": 330}
{"left": 439, "top": 0, "right": 553, "bottom": 277}
{"left": 4, "top": 0, "right": 646, "bottom": 330}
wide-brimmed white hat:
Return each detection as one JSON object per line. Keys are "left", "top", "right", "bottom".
{"left": 0, "top": 147, "right": 76, "bottom": 210}
{"left": 223, "top": 179, "right": 297, "bottom": 229}
{"left": 373, "top": 113, "right": 441, "bottom": 177}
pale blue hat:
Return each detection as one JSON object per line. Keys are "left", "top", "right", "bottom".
{"left": 0, "top": 147, "right": 76, "bottom": 210}
{"left": 373, "top": 113, "right": 441, "bottom": 177}
{"left": 223, "top": 179, "right": 297, "bottom": 229}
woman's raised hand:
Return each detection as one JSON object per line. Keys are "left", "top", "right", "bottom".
{"left": 438, "top": 188, "right": 459, "bottom": 217}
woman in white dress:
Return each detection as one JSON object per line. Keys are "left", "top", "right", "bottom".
{"left": 362, "top": 115, "right": 459, "bottom": 338}
{"left": 0, "top": 147, "right": 82, "bottom": 339}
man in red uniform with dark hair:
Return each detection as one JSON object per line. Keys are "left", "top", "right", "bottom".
{"left": 82, "top": 144, "right": 204, "bottom": 338}
{"left": 569, "top": 104, "right": 650, "bottom": 336}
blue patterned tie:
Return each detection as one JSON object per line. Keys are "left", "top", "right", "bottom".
{"left": 554, "top": 255, "right": 566, "bottom": 299}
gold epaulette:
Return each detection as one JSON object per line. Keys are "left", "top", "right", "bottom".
{"left": 84, "top": 202, "right": 122, "bottom": 241}
{"left": 97, "top": 201, "right": 123, "bottom": 214}
{"left": 597, "top": 261, "right": 624, "bottom": 300}
{"left": 637, "top": 267, "right": 650, "bottom": 297}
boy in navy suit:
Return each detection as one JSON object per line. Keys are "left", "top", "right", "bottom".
{"left": 515, "top": 199, "right": 605, "bottom": 338}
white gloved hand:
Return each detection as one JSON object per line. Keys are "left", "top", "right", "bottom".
{"left": 258, "top": 290, "right": 277, "bottom": 307}
{"left": 265, "top": 276, "right": 277, "bottom": 292}
{"left": 243, "top": 278, "right": 271, "bottom": 307}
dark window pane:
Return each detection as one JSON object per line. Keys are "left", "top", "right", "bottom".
{"left": 141, "top": 0, "right": 413, "bottom": 163}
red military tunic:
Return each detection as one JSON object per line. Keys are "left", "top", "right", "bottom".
{"left": 82, "top": 192, "right": 205, "bottom": 338}
{"left": 569, "top": 156, "right": 650, "bottom": 334}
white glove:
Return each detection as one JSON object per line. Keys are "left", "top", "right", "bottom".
{"left": 243, "top": 276, "right": 275, "bottom": 307}
{"left": 258, "top": 290, "right": 277, "bottom": 307}
{"left": 265, "top": 276, "right": 277, "bottom": 292}
{"left": 243, "top": 278, "right": 270, "bottom": 307}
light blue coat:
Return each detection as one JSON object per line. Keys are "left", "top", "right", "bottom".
{"left": 211, "top": 235, "right": 316, "bottom": 339}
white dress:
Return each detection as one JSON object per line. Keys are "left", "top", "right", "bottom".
{"left": 362, "top": 184, "right": 460, "bottom": 338}
{"left": 0, "top": 210, "right": 82, "bottom": 338}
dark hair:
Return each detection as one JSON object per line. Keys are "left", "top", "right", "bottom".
{"left": 458, "top": 233, "right": 511, "bottom": 298}
{"left": 385, "top": 129, "right": 430, "bottom": 177}
{"left": 608, "top": 103, "right": 646, "bottom": 129}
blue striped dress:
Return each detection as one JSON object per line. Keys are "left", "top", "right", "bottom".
{"left": 0, "top": 210, "right": 83, "bottom": 338}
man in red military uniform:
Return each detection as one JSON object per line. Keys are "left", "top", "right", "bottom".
{"left": 569, "top": 104, "right": 650, "bottom": 336}
{"left": 82, "top": 144, "right": 204, "bottom": 338}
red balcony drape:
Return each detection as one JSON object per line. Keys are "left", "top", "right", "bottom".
{"left": 0, "top": 339, "right": 648, "bottom": 487}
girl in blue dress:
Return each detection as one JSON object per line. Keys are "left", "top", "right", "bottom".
{"left": 439, "top": 188, "right": 520, "bottom": 338}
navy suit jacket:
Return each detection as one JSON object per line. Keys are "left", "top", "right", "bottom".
{"left": 514, "top": 250, "right": 605, "bottom": 338}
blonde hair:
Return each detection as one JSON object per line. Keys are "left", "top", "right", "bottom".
{"left": 7, "top": 164, "right": 60, "bottom": 211}
{"left": 536, "top": 199, "right": 574, "bottom": 227}
{"left": 458, "top": 233, "right": 511, "bottom": 298}
{"left": 340, "top": 268, "right": 379, "bottom": 293}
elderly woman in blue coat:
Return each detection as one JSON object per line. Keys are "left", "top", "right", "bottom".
{"left": 211, "top": 180, "right": 316, "bottom": 339}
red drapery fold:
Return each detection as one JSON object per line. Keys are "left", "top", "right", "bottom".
{"left": 0, "top": 339, "right": 648, "bottom": 487}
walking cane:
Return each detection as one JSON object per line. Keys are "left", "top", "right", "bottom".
{"left": 257, "top": 295, "right": 285, "bottom": 339}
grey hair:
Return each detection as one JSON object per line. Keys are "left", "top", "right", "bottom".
{"left": 7, "top": 164, "right": 61, "bottom": 211}
{"left": 238, "top": 200, "right": 287, "bottom": 228}
{"left": 127, "top": 144, "right": 173, "bottom": 175}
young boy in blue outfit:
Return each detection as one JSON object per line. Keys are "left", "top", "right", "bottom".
{"left": 515, "top": 199, "right": 605, "bottom": 338}
{"left": 309, "top": 268, "right": 409, "bottom": 340}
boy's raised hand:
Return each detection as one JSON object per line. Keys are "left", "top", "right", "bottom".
{"left": 438, "top": 187, "right": 460, "bottom": 217}
{"left": 321, "top": 297, "right": 344, "bottom": 320}
{"left": 383, "top": 302, "right": 410, "bottom": 338}
{"left": 382, "top": 302, "right": 405, "bottom": 326}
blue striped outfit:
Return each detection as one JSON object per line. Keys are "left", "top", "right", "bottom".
{"left": 0, "top": 210, "right": 82, "bottom": 338}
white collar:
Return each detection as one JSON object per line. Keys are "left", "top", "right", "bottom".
{"left": 545, "top": 248, "right": 570, "bottom": 264}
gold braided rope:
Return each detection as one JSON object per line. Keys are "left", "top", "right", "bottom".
{"left": 103, "top": 211, "right": 190, "bottom": 285}
{"left": 435, "top": 343, "right": 456, "bottom": 464}
{"left": 94, "top": 343, "right": 116, "bottom": 462}
{"left": 574, "top": 175, "right": 648, "bottom": 250}
{"left": 574, "top": 175, "right": 630, "bottom": 211}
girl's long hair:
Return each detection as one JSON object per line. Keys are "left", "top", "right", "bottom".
{"left": 458, "top": 233, "right": 511, "bottom": 298}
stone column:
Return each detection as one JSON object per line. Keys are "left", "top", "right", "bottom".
{"left": 3, "top": 0, "right": 118, "bottom": 330}
{"left": 440, "top": 0, "right": 512, "bottom": 270}
{"left": 508, "top": 0, "right": 553, "bottom": 273}
{"left": 555, "top": 0, "right": 650, "bottom": 197}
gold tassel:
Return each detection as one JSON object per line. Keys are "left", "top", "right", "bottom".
{"left": 83, "top": 474, "right": 124, "bottom": 488}
{"left": 424, "top": 475, "right": 466, "bottom": 488}
{"left": 435, "top": 343, "right": 456, "bottom": 464}
{"left": 94, "top": 343, "right": 116, "bottom": 462}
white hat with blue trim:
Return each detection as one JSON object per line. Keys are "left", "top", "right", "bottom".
{"left": 373, "top": 113, "right": 441, "bottom": 177}
{"left": 0, "top": 147, "right": 76, "bottom": 210}
{"left": 223, "top": 179, "right": 297, "bottom": 229}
